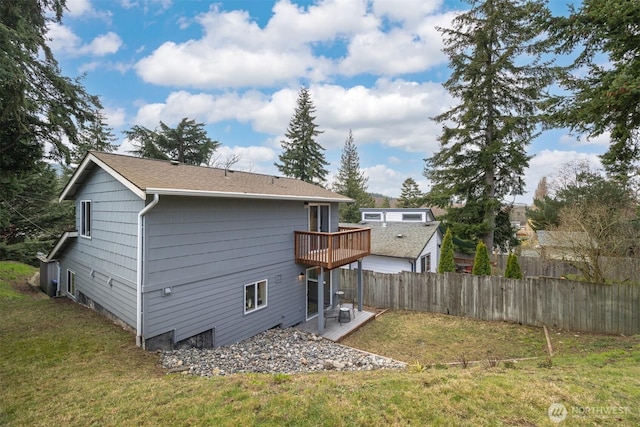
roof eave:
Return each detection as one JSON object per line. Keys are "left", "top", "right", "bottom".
{"left": 59, "top": 153, "right": 146, "bottom": 201}
{"left": 146, "top": 187, "right": 353, "bottom": 203}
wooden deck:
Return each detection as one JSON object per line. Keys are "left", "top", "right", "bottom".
{"left": 294, "top": 227, "right": 371, "bottom": 270}
{"left": 295, "top": 304, "right": 376, "bottom": 342}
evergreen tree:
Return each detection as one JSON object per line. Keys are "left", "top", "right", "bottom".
{"left": 333, "top": 130, "right": 375, "bottom": 223}
{"left": 438, "top": 228, "right": 456, "bottom": 273}
{"left": 425, "top": 0, "right": 553, "bottom": 251}
{"left": 275, "top": 87, "right": 329, "bottom": 185}
{"left": 380, "top": 197, "right": 391, "bottom": 208}
{"left": 472, "top": 241, "right": 491, "bottom": 276}
{"left": 0, "top": 0, "right": 102, "bottom": 169}
{"left": 504, "top": 252, "right": 523, "bottom": 279}
{"left": 397, "top": 178, "right": 424, "bottom": 208}
{"left": 126, "top": 118, "right": 220, "bottom": 165}
{"left": 548, "top": 0, "right": 640, "bottom": 189}
{"left": 70, "top": 110, "right": 118, "bottom": 165}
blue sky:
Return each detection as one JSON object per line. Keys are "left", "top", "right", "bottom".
{"left": 48, "top": 0, "right": 603, "bottom": 204}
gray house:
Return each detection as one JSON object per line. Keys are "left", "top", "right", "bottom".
{"left": 343, "top": 208, "right": 442, "bottom": 274}
{"left": 41, "top": 152, "right": 370, "bottom": 350}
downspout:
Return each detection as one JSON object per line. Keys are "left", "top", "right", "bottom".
{"left": 136, "top": 193, "right": 159, "bottom": 347}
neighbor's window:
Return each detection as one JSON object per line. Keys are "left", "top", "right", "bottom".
{"left": 67, "top": 270, "right": 76, "bottom": 298}
{"left": 245, "top": 280, "right": 267, "bottom": 313}
{"left": 421, "top": 254, "right": 431, "bottom": 273}
{"left": 402, "top": 213, "right": 422, "bottom": 221}
{"left": 80, "top": 200, "right": 91, "bottom": 238}
{"left": 363, "top": 213, "right": 382, "bottom": 221}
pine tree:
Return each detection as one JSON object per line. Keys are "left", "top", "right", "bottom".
{"left": 275, "top": 87, "right": 329, "bottom": 185}
{"left": 380, "top": 197, "right": 391, "bottom": 208}
{"left": 425, "top": 0, "right": 553, "bottom": 251}
{"left": 438, "top": 228, "right": 456, "bottom": 273}
{"left": 397, "top": 178, "right": 424, "bottom": 208}
{"left": 548, "top": 0, "right": 640, "bottom": 189}
{"left": 70, "top": 110, "right": 118, "bottom": 165}
{"left": 126, "top": 118, "right": 220, "bottom": 166}
{"left": 504, "top": 252, "right": 523, "bottom": 279}
{"left": 333, "top": 130, "right": 375, "bottom": 223}
{"left": 472, "top": 241, "right": 491, "bottom": 276}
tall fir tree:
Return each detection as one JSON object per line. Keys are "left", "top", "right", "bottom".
{"left": 548, "top": 0, "right": 640, "bottom": 189}
{"left": 424, "top": 0, "right": 553, "bottom": 251}
{"left": 70, "top": 110, "right": 118, "bottom": 165}
{"left": 397, "top": 178, "right": 424, "bottom": 208}
{"left": 333, "top": 130, "right": 375, "bottom": 223}
{"left": 438, "top": 228, "right": 456, "bottom": 273}
{"left": 275, "top": 87, "right": 329, "bottom": 185}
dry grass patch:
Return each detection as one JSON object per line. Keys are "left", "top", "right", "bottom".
{"left": 342, "top": 310, "right": 548, "bottom": 364}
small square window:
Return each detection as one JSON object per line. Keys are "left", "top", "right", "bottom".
{"left": 80, "top": 200, "right": 91, "bottom": 238}
{"left": 245, "top": 280, "right": 267, "bottom": 313}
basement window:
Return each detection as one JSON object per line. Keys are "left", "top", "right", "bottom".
{"left": 245, "top": 280, "right": 267, "bottom": 314}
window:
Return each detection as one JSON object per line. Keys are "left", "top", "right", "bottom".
{"left": 80, "top": 200, "right": 91, "bottom": 238}
{"left": 402, "top": 213, "right": 422, "bottom": 222}
{"left": 363, "top": 213, "right": 382, "bottom": 221}
{"left": 421, "top": 254, "right": 431, "bottom": 273}
{"left": 67, "top": 270, "right": 76, "bottom": 298}
{"left": 245, "top": 280, "right": 267, "bottom": 313}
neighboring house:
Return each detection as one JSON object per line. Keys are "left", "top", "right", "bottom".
{"left": 536, "top": 230, "right": 592, "bottom": 261}
{"left": 343, "top": 208, "right": 442, "bottom": 274}
{"left": 40, "top": 152, "right": 370, "bottom": 350}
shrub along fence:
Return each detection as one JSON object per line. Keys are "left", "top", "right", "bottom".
{"left": 340, "top": 269, "right": 640, "bottom": 335}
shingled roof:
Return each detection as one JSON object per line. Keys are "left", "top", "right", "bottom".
{"left": 60, "top": 151, "right": 352, "bottom": 203}
{"left": 342, "top": 221, "right": 441, "bottom": 259}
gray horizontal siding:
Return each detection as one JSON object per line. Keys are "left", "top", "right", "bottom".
{"left": 60, "top": 168, "right": 143, "bottom": 327}
{"left": 142, "top": 197, "right": 317, "bottom": 346}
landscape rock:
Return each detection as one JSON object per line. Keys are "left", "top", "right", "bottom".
{"left": 160, "top": 327, "right": 406, "bottom": 377}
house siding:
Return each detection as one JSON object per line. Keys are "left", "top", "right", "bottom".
{"left": 141, "top": 197, "right": 323, "bottom": 347}
{"left": 360, "top": 254, "right": 414, "bottom": 274}
{"left": 419, "top": 233, "right": 441, "bottom": 273}
{"left": 59, "top": 168, "right": 142, "bottom": 327}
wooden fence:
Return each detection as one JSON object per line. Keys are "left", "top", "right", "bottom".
{"left": 495, "top": 254, "right": 640, "bottom": 283}
{"left": 340, "top": 269, "right": 640, "bottom": 335}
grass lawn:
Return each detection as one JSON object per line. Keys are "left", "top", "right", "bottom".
{"left": 1, "top": 261, "right": 639, "bottom": 426}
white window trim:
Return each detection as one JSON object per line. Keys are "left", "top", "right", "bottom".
{"left": 244, "top": 279, "right": 268, "bottom": 314}
{"left": 363, "top": 212, "right": 382, "bottom": 221}
{"left": 67, "top": 269, "right": 76, "bottom": 299}
{"left": 80, "top": 200, "right": 92, "bottom": 238}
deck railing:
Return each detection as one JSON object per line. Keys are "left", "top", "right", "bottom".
{"left": 294, "top": 227, "right": 371, "bottom": 270}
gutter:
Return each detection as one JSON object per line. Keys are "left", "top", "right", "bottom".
{"left": 136, "top": 193, "right": 160, "bottom": 347}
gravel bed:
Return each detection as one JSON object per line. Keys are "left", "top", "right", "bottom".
{"left": 160, "top": 328, "right": 406, "bottom": 377}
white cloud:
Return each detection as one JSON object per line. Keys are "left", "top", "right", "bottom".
{"left": 559, "top": 132, "right": 610, "bottom": 147}
{"left": 65, "top": 0, "right": 94, "bottom": 17}
{"left": 363, "top": 164, "right": 426, "bottom": 198}
{"left": 47, "top": 24, "right": 122, "bottom": 57}
{"left": 84, "top": 32, "right": 122, "bottom": 56}
{"left": 134, "top": 0, "right": 456, "bottom": 89}
{"left": 129, "top": 78, "right": 450, "bottom": 156}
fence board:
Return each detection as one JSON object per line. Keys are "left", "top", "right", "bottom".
{"left": 340, "top": 269, "right": 640, "bottom": 335}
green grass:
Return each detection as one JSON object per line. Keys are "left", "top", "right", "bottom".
{"left": 1, "top": 262, "right": 639, "bottom": 426}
